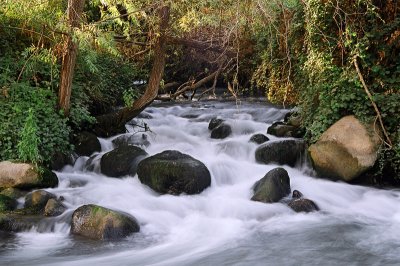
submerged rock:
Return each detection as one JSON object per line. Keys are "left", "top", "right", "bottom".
{"left": 208, "top": 118, "right": 224, "bottom": 130}
{"left": 0, "top": 213, "right": 43, "bottom": 232}
{"left": 288, "top": 199, "right": 319, "bottom": 213}
{"left": 74, "top": 131, "right": 101, "bottom": 157}
{"left": 0, "top": 195, "right": 17, "bottom": 212}
{"left": 100, "top": 145, "right": 148, "bottom": 177}
{"left": 249, "top": 134, "right": 269, "bottom": 144}
{"left": 0, "top": 161, "right": 58, "bottom": 189}
{"left": 251, "top": 167, "right": 291, "bottom": 203}
{"left": 211, "top": 123, "right": 232, "bottom": 139}
{"left": 137, "top": 150, "right": 211, "bottom": 195}
{"left": 255, "top": 139, "right": 306, "bottom": 167}
{"left": 309, "top": 115, "right": 381, "bottom": 181}
{"left": 112, "top": 134, "right": 151, "bottom": 148}
{"left": 71, "top": 204, "right": 140, "bottom": 240}
{"left": 267, "top": 122, "right": 297, "bottom": 137}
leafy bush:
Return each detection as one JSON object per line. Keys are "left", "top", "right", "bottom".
{"left": 0, "top": 83, "right": 71, "bottom": 164}
{"left": 17, "top": 108, "right": 41, "bottom": 164}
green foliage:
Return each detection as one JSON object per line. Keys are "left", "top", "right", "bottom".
{"left": 0, "top": 83, "right": 71, "bottom": 164}
{"left": 123, "top": 88, "right": 139, "bottom": 107}
{"left": 17, "top": 108, "right": 41, "bottom": 164}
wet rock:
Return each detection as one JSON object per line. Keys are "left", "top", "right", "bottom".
{"left": 288, "top": 198, "right": 319, "bottom": 213}
{"left": 0, "top": 162, "right": 58, "bottom": 189}
{"left": 24, "top": 190, "right": 57, "bottom": 213}
{"left": 251, "top": 168, "right": 291, "bottom": 203}
{"left": 249, "top": 134, "right": 269, "bottom": 144}
{"left": 100, "top": 145, "right": 148, "bottom": 177}
{"left": 0, "top": 213, "right": 43, "bottom": 232}
{"left": 137, "top": 150, "right": 211, "bottom": 195}
{"left": 112, "top": 134, "right": 150, "bottom": 148}
{"left": 50, "top": 151, "right": 75, "bottom": 171}
{"left": 84, "top": 154, "right": 101, "bottom": 172}
{"left": 0, "top": 195, "right": 17, "bottom": 212}
{"left": 211, "top": 123, "right": 232, "bottom": 139}
{"left": 255, "top": 139, "right": 306, "bottom": 167}
{"left": 0, "top": 188, "right": 25, "bottom": 200}
{"left": 267, "top": 122, "right": 297, "bottom": 137}
{"left": 74, "top": 131, "right": 101, "bottom": 157}
{"left": 208, "top": 118, "right": 224, "bottom": 130}
{"left": 292, "top": 190, "right": 303, "bottom": 199}
{"left": 309, "top": 115, "right": 381, "bottom": 181}
{"left": 137, "top": 112, "right": 153, "bottom": 119}
{"left": 71, "top": 204, "right": 140, "bottom": 240}
{"left": 44, "top": 198, "right": 66, "bottom": 217}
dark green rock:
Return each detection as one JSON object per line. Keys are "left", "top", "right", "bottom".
{"left": 255, "top": 139, "right": 306, "bottom": 167}
{"left": 251, "top": 167, "right": 291, "bottom": 203}
{"left": 100, "top": 145, "right": 148, "bottom": 177}
{"left": 137, "top": 150, "right": 211, "bottom": 195}
{"left": 0, "top": 195, "right": 17, "bottom": 212}
{"left": 0, "top": 188, "right": 25, "bottom": 200}
{"left": 74, "top": 131, "right": 101, "bottom": 157}
{"left": 71, "top": 204, "right": 140, "bottom": 240}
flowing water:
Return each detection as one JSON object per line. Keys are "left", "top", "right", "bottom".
{"left": 1, "top": 100, "right": 400, "bottom": 266}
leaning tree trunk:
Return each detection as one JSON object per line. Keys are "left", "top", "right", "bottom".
{"left": 58, "top": 0, "right": 85, "bottom": 116}
{"left": 93, "top": 5, "right": 170, "bottom": 137}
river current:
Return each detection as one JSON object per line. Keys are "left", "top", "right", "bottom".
{"left": 1, "top": 100, "right": 400, "bottom": 265}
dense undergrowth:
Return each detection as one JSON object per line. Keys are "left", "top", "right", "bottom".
{"left": 0, "top": 0, "right": 398, "bottom": 181}
{"left": 250, "top": 0, "right": 400, "bottom": 181}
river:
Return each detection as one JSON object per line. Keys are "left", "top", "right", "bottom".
{"left": 1, "top": 100, "right": 400, "bottom": 265}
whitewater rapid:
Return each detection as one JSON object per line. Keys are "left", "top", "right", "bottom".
{"left": 1, "top": 100, "right": 400, "bottom": 266}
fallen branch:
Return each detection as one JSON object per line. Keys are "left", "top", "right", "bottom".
{"left": 353, "top": 56, "right": 392, "bottom": 148}
{"left": 171, "top": 70, "right": 220, "bottom": 99}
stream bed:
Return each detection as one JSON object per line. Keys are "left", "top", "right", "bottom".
{"left": 1, "top": 100, "right": 400, "bottom": 265}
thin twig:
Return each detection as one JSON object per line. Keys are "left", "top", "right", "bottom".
{"left": 353, "top": 55, "right": 392, "bottom": 148}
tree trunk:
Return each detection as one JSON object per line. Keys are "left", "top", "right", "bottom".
{"left": 93, "top": 5, "right": 170, "bottom": 137}
{"left": 58, "top": 0, "right": 85, "bottom": 116}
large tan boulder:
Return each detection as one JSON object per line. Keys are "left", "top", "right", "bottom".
{"left": 309, "top": 116, "right": 382, "bottom": 181}
{"left": 0, "top": 161, "right": 58, "bottom": 189}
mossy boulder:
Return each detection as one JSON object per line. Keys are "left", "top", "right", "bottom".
{"left": 309, "top": 115, "right": 382, "bottom": 181}
{"left": 74, "top": 131, "right": 101, "bottom": 157}
{"left": 100, "top": 145, "right": 148, "bottom": 177}
{"left": 211, "top": 123, "right": 232, "bottom": 139}
{"left": 137, "top": 150, "right": 211, "bottom": 195}
{"left": 71, "top": 204, "right": 140, "bottom": 240}
{"left": 0, "top": 162, "right": 58, "bottom": 189}
{"left": 0, "top": 188, "right": 25, "bottom": 200}
{"left": 249, "top": 134, "right": 269, "bottom": 144}
{"left": 0, "top": 195, "right": 17, "bottom": 212}
{"left": 251, "top": 167, "right": 291, "bottom": 203}
{"left": 267, "top": 122, "right": 297, "bottom": 137}
{"left": 255, "top": 140, "right": 306, "bottom": 167}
